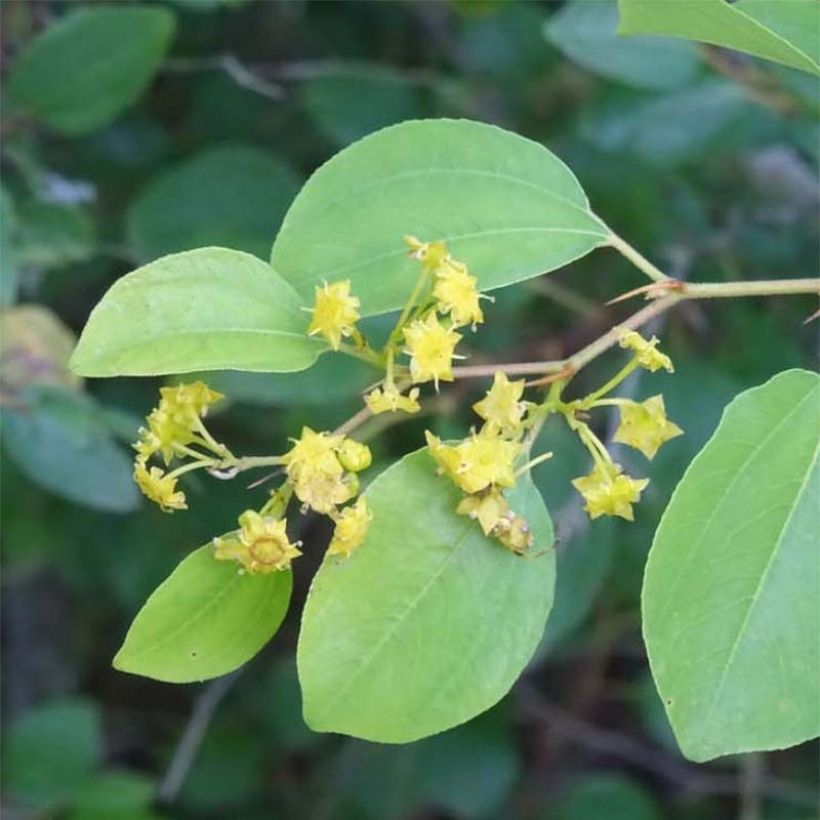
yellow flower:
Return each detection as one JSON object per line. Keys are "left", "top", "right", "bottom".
{"left": 426, "top": 429, "right": 520, "bottom": 494}
{"left": 494, "top": 512, "right": 533, "bottom": 555}
{"left": 364, "top": 385, "right": 421, "bottom": 415}
{"left": 159, "top": 381, "right": 223, "bottom": 422}
{"left": 403, "top": 311, "right": 462, "bottom": 388}
{"left": 328, "top": 498, "right": 372, "bottom": 557}
{"left": 425, "top": 431, "right": 462, "bottom": 481}
{"left": 135, "top": 381, "right": 224, "bottom": 464}
{"left": 281, "top": 427, "right": 362, "bottom": 514}
{"left": 572, "top": 462, "right": 649, "bottom": 521}
{"left": 613, "top": 395, "right": 683, "bottom": 459}
{"left": 404, "top": 235, "right": 449, "bottom": 273}
{"left": 433, "top": 264, "right": 484, "bottom": 329}
{"left": 453, "top": 429, "right": 520, "bottom": 494}
{"left": 307, "top": 280, "right": 361, "bottom": 350}
{"left": 214, "top": 509, "right": 301, "bottom": 573}
{"left": 473, "top": 372, "right": 527, "bottom": 434}
{"left": 619, "top": 330, "right": 674, "bottom": 373}
{"left": 134, "top": 462, "right": 187, "bottom": 512}
{"left": 337, "top": 439, "right": 372, "bottom": 473}
{"left": 456, "top": 489, "right": 509, "bottom": 536}
{"left": 281, "top": 427, "right": 344, "bottom": 481}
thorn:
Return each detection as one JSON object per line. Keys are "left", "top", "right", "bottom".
{"left": 246, "top": 470, "right": 278, "bottom": 489}
{"left": 526, "top": 364, "right": 576, "bottom": 389}
{"left": 803, "top": 307, "right": 820, "bottom": 325}
{"left": 606, "top": 279, "right": 685, "bottom": 305}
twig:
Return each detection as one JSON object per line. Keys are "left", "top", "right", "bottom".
{"left": 518, "top": 687, "right": 818, "bottom": 810}
{"left": 157, "top": 671, "right": 240, "bottom": 804}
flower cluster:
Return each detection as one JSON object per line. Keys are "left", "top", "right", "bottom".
{"left": 132, "top": 381, "right": 225, "bottom": 512}
{"left": 425, "top": 372, "right": 539, "bottom": 554}
{"left": 568, "top": 332, "right": 682, "bottom": 521}
{"left": 303, "top": 237, "right": 493, "bottom": 420}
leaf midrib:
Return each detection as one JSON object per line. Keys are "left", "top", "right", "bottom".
{"left": 695, "top": 413, "right": 819, "bottom": 748}
{"left": 281, "top": 167, "right": 602, "bottom": 233}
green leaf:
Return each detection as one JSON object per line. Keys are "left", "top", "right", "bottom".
{"left": 0, "top": 186, "right": 19, "bottom": 306}
{"left": 553, "top": 774, "right": 662, "bottom": 820}
{"left": 70, "top": 247, "right": 323, "bottom": 377}
{"left": 15, "top": 200, "right": 95, "bottom": 269}
{"left": 8, "top": 7, "right": 176, "bottom": 135}
{"left": 189, "top": 353, "right": 380, "bottom": 407}
{"left": 545, "top": 0, "right": 700, "bottom": 90}
{"left": 618, "top": 0, "right": 820, "bottom": 77}
{"left": 2, "top": 697, "right": 102, "bottom": 811}
{"left": 303, "top": 64, "right": 427, "bottom": 146}
{"left": 271, "top": 118, "right": 610, "bottom": 317}
{"left": 114, "top": 543, "right": 292, "bottom": 683}
{"left": 580, "top": 80, "right": 751, "bottom": 167}
{"left": 298, "top": 448, "right": 555, "bottom": 743}
{"left": 67, "top": 771, "right": 156, "bottom": 820}
{"left": 127, "top": 146, "right": 301, "bottom": 262}
{"left": 643, "top": 369, "right": 820, "bottom": 762}
{"left": 334, "top": 708, "right": 518, "bottom": 818}
{"left": 1, "top": 386, "right": 140, "bottom": 513}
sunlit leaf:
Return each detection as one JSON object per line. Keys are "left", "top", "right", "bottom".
{"left": 619, "top": 0, "right": 820, "bottom": 76}
{"left": 298, "top": 447, "right": 555, "bottom": 742}
{"left": 70, "top": 247, "right": 323, "bottom": 377}
{"left": 114, "top": 543, "right": 292, "bottom": 683}
{"left": 643, "top": 369, "right": 820, "bottom": 761}
{"left": 272, "top": 119, "right": 610, "bottom": 317}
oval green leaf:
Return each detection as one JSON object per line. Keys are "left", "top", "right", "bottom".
{"left": 545, "top": 0, "right": 699, "bottom": 90}
{"left": 70, "top": 247, "right": 324, "bottom": 377}
{"left": 8, "top": 7, "right": 176, "bottom": 135}
{"left": 298, "top": 447, "right": 556, "bottom": 743}
{"left": 127, "top": 146, "right": 302, "bottom": 262}
{"left": 271, "top": 118, "right": 610, "bottom": 317}
{"left": 1, "top": 386, "right": 139, "bottom": 513}
{"left": 114, "top": 543, "right": 292, "bottom": 683}
{"left": 619, "top": 0, "right": 820, "bottom": 77}
{"left": 643, "top": 369, "right": 820, "bottom": 762}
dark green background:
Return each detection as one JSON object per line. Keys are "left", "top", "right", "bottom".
{"left": 2, "top": 1, "right": 818, "bottom": 818}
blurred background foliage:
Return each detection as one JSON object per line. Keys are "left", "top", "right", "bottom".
{"left": 1, "top": 1, "right": 818, "bottom": 818}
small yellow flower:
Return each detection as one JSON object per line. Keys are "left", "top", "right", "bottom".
{"left": 494, "top": 512, "right": 533, "bottom": 555}
{"left": 328, "top": 498, "right": 372, "bottom": 557}
{"left": 337, "top": 439, "right": 372, "bottom": 473}
{"left": 453, "top": 429, "right": 520, "bottom": 494}
{"left": 159, "top": 381, "right": 223, "bottom": 422}
{"left": 433, "top": 264, "right": 484, "bottom": 329}
{"left": 403, "top": 311, "right": 462, "bottom": 388}
{"left": 404, "top": 235, "right": 449, "bottom": 273}
{"left": 619, "top": 330, "right": 674, "bottom": 373}
{"left": 134, "top": 462, "right": 187, "bottom": 512}
{"left": 456, "top": 489, "right": 509, "bottom": 536}
{"left": 613, "top": 395, "right": 683, "bottom": 459}
{"left": 281, "top": 427, "right": 364, "bottom": 514}
{"left": 307, "top": 280, "right": 361, "bottom": 350}
{"left": 572, "top": 462, "right": 649, "bottom": 521}
{"left": 364, "top": 385, "right": 421, "bottom": 415}
{"left": 473, "top": 372, "right": 527, "bottom": 434}
{"left": 281, "top": 427, "right": 345, "bottom": 482}
{"left": 214, "top": 509, "right": 301, "bottom": 573}
{"left": 135, "top": 381, "right": 224, "bottom": 464}
{"left": 425, "top": 431, "right": 462, "bottom": 481}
